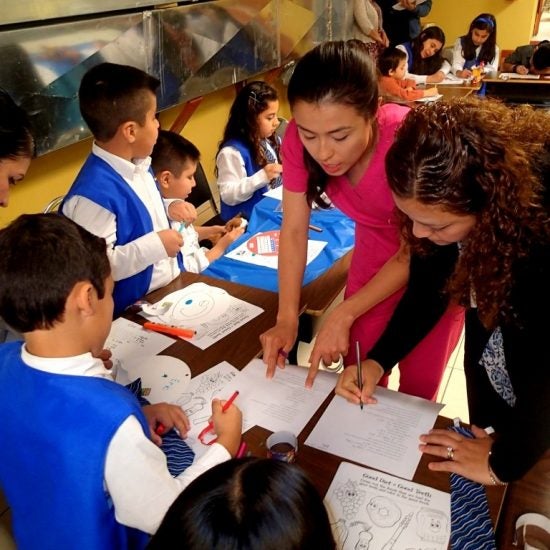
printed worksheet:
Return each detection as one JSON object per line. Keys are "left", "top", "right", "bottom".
{"left": 305, "top": 388, "right": 443, "bottom": 480}
{"left": 177, "top": 362, "right": 241, "bottom": 458}
{"left": 106, "top": 318, "right": 173, "bottom": 374}
{"left": 141, "top": 283, "right": 264, "bottom": 350}
{"left": 219, "top": 358, "right": 336, "bottom": 434}
{"left": 226, "top": 230, "right": 327, "bottom": 269}
{"left": 325, "top": 462, "right": 450, "bottom": 550}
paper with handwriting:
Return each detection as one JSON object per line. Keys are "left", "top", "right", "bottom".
{"left": 305, "top": 388, "right": 443, "bottom": 479}
{"left": 325, "top": 461, "right": 450, "bottom": 550}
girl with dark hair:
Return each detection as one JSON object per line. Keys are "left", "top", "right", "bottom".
{"left": 452, "top": 13, "right": 499, "bottom": 79}
{"left": 261, "top": 40, "right": 464, "bottom": 400}
{"left": 148, "top": 457, "right": 336, "bottom": 549}
{"left": 0, "top": 88, "right": 34, "bottom": 208}
{"left": 216, "top": 80, "right": 282, "bottom": 221}
{"left": 397, "top": 25, "right": 450, "bottom": 84}
{"left": 337, "top": 97, "right": 550, "bottom": 484}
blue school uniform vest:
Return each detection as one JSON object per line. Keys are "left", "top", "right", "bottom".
{"left": 62, "top": 153, "right": 173, "bottom": 316}
{"left": 219, "top": 139, "right": 268, "bottom": 221}
{"left": 0, "top": 342, "right": 150, "bottom": 550}
{"left": 461, "top": 37, "right": 481, "bottom": 70}
{"left": 402, "top": 42, "right": 414, "bottom": 71}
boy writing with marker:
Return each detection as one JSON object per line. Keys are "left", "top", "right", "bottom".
{"left": 0, "top": 214, "right": 242, "bottom": 549}
{"left": 62, "top": 62, "right": 192, "bottom": 316}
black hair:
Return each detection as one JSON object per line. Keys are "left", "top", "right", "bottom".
{"left": 410, "top": 26, "right": 446, "bottom": 76}
{"left": 533, "top": 42, "right": 550, "bottom": 71}
{"left": 79, "top": 62, "right": 160, "bottom": 142}
{"left": 151, "top": 129, "right": 200, "bottom": 178}
{"left": 217, "top": 81, "right": 279, "bottom": 169}
{"left": 460, "top": 13, "right": 497, "bottom": 66}
{"left": 378, "top": 47, "right": 407, "bottom": 76}
{"left": 148, "top": 457, "right": 336, "bottom": 550}
{"left": 0, "top": 88, "right": 34, "bottom": 160}
{"left": 0, "top": 214, "right": 110, "bottom": 333}
{"left": 287, "top": 39, "right": 379, "bottom": 207}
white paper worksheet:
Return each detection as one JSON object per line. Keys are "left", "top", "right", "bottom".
{"left": 225, "top": 231, "right": 327, "bottom": 269}
{"left": 325, "top": 462, "right": 450, "bottom": 550}
{"left": 105, "top": 318, "right": 173, "bottom": 373}
{"left": 220, "top": 358, "right": 336, "bottom": 434}
{"left": 142, "top": 283, "right": 264, "bottom": 350}
{"left": 305, "top": 388, "right": 443, "bottom": 480}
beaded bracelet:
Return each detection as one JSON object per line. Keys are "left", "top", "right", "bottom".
{"left": 488, "top": 451, "right": 507, "bottom": 486}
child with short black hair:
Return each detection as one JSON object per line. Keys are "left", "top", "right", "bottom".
{"left": 61, "top": 62, "right": 185, "bottom": 316}
{"left": 0, "top": 214, "right": 242, "bottom": 549}
{"left": 151, "top": 130, "right": 244, "bottom": 273}
{"left": 378, "top": 47, "right": 439, "bottom": 101}
{"left": 502, "top": 40, "right": 550, "bottom": 75}
{"left": 216, "top": 80, "right": 282, "bottom": 221}
{"left": 148, "top": 457, "right": 336, "bottom": 550}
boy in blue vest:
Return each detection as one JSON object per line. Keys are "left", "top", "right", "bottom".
{"left": 0, "top": 214, "right": 242, "bottom": 550}
{"left": 152, "top": 130, "right": 245, "bottom": 273}
{"left": 62, "top": 62, "right": 190, "bottom": 316}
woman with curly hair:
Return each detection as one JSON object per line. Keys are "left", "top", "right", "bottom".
{"left": 337, "top": 97, "right": 550, "bottom": 484}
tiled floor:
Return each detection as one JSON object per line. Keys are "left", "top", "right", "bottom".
{"left": 297, "top": 326, "right": 469, "bottom": 423}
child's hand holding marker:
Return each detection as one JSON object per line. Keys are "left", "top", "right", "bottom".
{"left": 142, "top": 402, "right": 191, "bottom": 446}
{"left": 199, "top": 391, "right": 242, "bottom": 457}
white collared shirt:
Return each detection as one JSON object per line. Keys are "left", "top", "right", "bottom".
{"left": 62, "top": 144, "right": 180, "bottom": 291}
{"left": 21, "top": 346, "right": 229, "bottom": 534}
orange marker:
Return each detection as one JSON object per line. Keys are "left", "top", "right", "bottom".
{"left": 143, "top": 322, "right": 195, "bottom": 339}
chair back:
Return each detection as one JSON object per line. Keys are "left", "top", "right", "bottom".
{"left": 275, "top": 116, "right": 289, "bottom": 141}
{"left": 43, "top": 195, "right": 65, "bottom": 213}
{"left": 188, "top": 162, "right": 223, "bottom": 225}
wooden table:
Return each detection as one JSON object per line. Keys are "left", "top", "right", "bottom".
{"left": 483, "top": 76, "right": 550, "bottom": 106}
{"left": 127, "top": 272, "right": 520, "bottom": 547}
{"left": 125, "top": 271, "right": 279, "bottom": 371}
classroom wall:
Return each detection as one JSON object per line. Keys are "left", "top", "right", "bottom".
{"left": 1, "top": 74, "right": 291, "bottom": 228}
{"left": 426, "top": 0, "right": 538, "bottom": 50}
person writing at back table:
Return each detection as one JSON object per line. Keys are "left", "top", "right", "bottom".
{"left": 261, "top": 40, "right": 464, "bottom": 401}
{"left": 337, "top": 97, "right": 550, "bottom": 484}
{"left": 0, "top": 214, "right": 242, "bottom": 549}
{"left": 451, "top": 13, "right": 499, "bottom": 79}
{"left": 502, "top": 40, "right": 550, "bottom": 76}
{"left": 397, "top": 25, "right": 451, "bottom": 84}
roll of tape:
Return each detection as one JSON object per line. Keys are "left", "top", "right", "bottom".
{"left": 266, "top": 431, "right": 298, "bottom": 463}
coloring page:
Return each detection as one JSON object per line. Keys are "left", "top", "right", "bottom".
{"left": 142, "top": 283, "right": 264, "bottom": 349}
{"left": 225, "top": 231, "right": 327, "bottom": 269}
{"left": 325, "top": 462, "right": 450, "bottom": 550}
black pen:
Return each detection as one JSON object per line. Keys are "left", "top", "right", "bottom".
{"left": 355, "top": 340, "right": 363, "bottom": 410}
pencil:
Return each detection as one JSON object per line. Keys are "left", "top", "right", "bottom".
{"left": 355, "top": 340, "right": 364, "bottom": 410}
{"left": 308, "top": 224, "right": 323, "bottom": 232}
{"left": 143, "top": 322, "right": 195, "bottom": 339}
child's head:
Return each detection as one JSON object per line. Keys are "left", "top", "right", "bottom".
{"left": 463, "top": 14, "right": 497, "bottom": 65}
{"left": 0, "top": 214, "right": 112, "bottom": 345}
{"left": 151, "top": 129, "right": 200, "bottom": 200}
{"left": 378, "top": 47, "right": 408, "bottom": 80}
{"left": 0, "top": 89, "right": 34, "bottom": 207}
{"left": 532, "top": 41, "right": 550, "bottom": 74}
{"left": 410, "top": 26, "right": 446, "bottom": 76}
{"left": 415, "top": 26, "right": 446, "bottom": 59}
{"left": 148, "top": 457, "right": 336, "bottom": 550}
{"left": 79, "top": 62, "right": 160, "bottom": 155}
{"left": 221, "top": 80, "right": 279, "bottom": 150}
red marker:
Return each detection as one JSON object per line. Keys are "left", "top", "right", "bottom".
{"left": 198, "top": 390, "right": 240, "bottom": 445}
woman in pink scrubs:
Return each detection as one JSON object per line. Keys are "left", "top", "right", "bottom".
{"left": 261, "top": 40, "right": 464, "bottom": 399}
